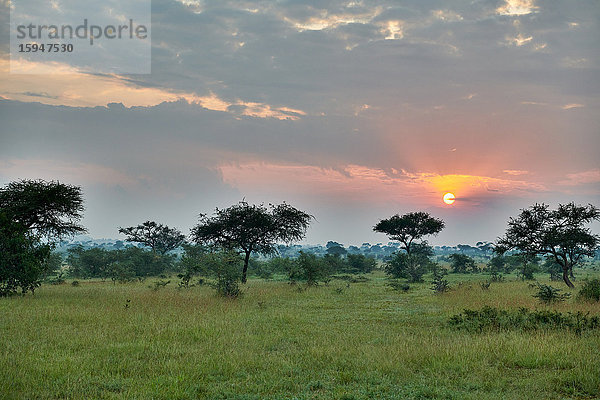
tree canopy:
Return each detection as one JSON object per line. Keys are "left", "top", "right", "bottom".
{"left": 496, "top": 203, "right": 600, "bottom": 288}
{"left": 0, "top": 179, "right": 85, "bottom": 239}
{"left": 0, "top": 180, "right": 85, "bottom": 295}
{"left": 191, "top": 201, "right": 312, "bottom": 283}
{"left": 373, "top": 211, "right": 445, "bottom": 255}
{"left": 118, "top": 221, "right": 186, "bottom": 255}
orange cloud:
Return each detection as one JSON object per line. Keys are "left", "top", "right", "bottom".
{"left": 1, "top": 59, "right": 305, "bottom": 120}
{"left": 218, "top": 162, "right": 546, "bottom": 206}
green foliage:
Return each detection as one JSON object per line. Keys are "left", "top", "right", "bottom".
{"left": 489, "top": 271, "right": 505, "bottom": 282}
{"left": 289, "top": 251, "right": 332, "bottom": 285}
{"left": 177, "top": 243, "right": 208, "bottom": 287}
{"left": 118, "top": 221, "right": 185, "bottom": 255}
{"left": 387, "top": 279, "right": 410, "bottom": 292}
{"left": 0, "top": 213, "right": 51, "bottom": 296}
{"left": 449, "top": 253, "right": 478, "bottom": 274}
{"left": 373, "top": 212, "right": 444, "bottom": 255}
{"left": 487, "top": 255, "right": 507, "bottom": 273}
{"left": 386, "top": 242, "right": 434, "bottom": 282}
{"left": 66, "top": 246, "right": 173, "bottom": 281}
{"left": 431, "top": 267, "right": 450, "bottom": 294}
{"left": 0, "top": 180, "right": 84, "bottom": 296}
{"left": 192, "top": 201, "right": 312, "bottom": 283}
{"left": 577, "top": 278, "right": 600, "bottom": 302}
{"left": 346, "top": 254, "right": 376, "bottom": 274}
{"left": 246, "top": 257, "right": 274, "bottom": 280}
{"left": 449, "top": 306, "right": 599, "bottom": 334}
{"left": 207, "top": 251, "right": 243, "bottom": 298}
{"left": 531, "top": 283, "right": 571, "bottom": 304}
{"left": 177, "top": 247, "right": 242, "bottom": 297}
{"left": 543, "top": 257, "right": 563, "bottom": 281}
{"left": 0, "top": 179, "right": 85, "bottom": 239}
{"left": 496, "top": 202, "right": 600, "bottom": 288}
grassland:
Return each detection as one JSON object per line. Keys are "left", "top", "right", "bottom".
{"left": 1, "top": 271, "right": 599, "bottom": 400}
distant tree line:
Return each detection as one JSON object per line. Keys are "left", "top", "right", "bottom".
{"left": 1, "top": 179, "right": 599, "bottom": 297}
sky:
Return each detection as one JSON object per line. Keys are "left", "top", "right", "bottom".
{"left": 1, "top": 0, "right": 599, "bottom": 246}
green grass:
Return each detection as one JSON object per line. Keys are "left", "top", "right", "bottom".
{"left": 1, "top": 271, "right": 599, "bottom": 399}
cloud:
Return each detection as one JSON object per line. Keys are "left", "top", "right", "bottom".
{"left": 496, "top": 0, "right": 539, "bottom": 16}
{"left": 503, "top": 170, "right": 529, "bottom": 176}
{"left": 219, "top": 162, "right": 547, "bottom": 206}
{"left": 561, "top": 103, "right": 584, "bottom": 110}
{"left": 0, "top": 59, "right": 305, "bottom": 119}
{"left": 505, "top": 33, "right": 533, "bottom": 46}
{"left": 559, "top": 169, "right": 600, "bottom": 186}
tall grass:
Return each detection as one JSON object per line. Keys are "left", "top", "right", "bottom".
{"left": 1, "top": 271, "right": 599, "bottom": 399}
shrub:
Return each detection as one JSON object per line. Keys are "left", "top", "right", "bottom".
{"left": 577, "top": 278, "right": 600, "bottom": 302}
{"left": 449, "top": 306, "right": 600, "bottom": 334}
{"left": 449, "top": 253, "right": 478, "bottom": 273}
{"left": 431, "top": 268, "right": 450, "bottom": 294}
{"left": 290, "top": 252, "right": 331, "bottom": 286}
{"left": 489, "top": 271, "right": 505, "bottom": 282}
{"left": 386, "top": 243, "right": 434, "bottom": 283}
{"left": 388, "top": 279, "right": 410, "bottom": 292}
{"left": 532, "top": 283, "right": 571, "bottom": 304}
{"left": 346, "top": 254, "right": 376, "bottom": 274}
{"left": 209, "top": 252, "right": 243, "bottom": 298}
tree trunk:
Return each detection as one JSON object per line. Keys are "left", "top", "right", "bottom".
{"left": 562, "top": 265, "right": 575, "bottom": 288}
{"left": 242, "top": 250, "right": 250, "bottom": 284}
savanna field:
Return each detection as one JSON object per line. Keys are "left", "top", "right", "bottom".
{"left": 2, "top": 270, "right": 599, "bottom": 400}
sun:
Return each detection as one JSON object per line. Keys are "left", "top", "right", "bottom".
{"left": 443, "top": 192, "right": 456, "bottom": 205}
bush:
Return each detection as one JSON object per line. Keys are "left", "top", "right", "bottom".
{"left": 532, "top": 283, "right": 571, "bottom": 304}
{"left": 489, "top": 271, "right": 505, "bottom": 282}
{"left": 449, "top": 306, "right": 600, "bottom": 334}
{"left": 431, "top": 267, "right": 450, "bottom": 294}
{"left": 386, "top": 243, "right": 434, "bottom": 282}
{"left": 290, "top": 252, "right": 331, "bottom": 285}
{"left": 208, "top": 252, "right": 243, "bottom": 298}
{"left": 577, "top": 278, "right": 600, "bottom": 302}
{"left": 388, "top": 279, "right": 410, "bottom": 292}
{"left": 346, "top": 254, "right": 376, "bottom": 274}
{"left": 449, "top": 253, "right": 478, "bottom": 273}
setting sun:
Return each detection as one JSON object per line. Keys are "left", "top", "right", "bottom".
{"left": 443, "top": 192, "right": 456, "bottom": 205}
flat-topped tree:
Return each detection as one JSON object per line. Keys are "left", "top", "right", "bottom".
{"left": 192, "top": 201, "right": 312, "bottom": 283}
{"left": 119, "top": 221, "right": 186, "bottom": 255}
{"left": 496, "top": 203, "right": 599, "bottom": 288}
{"left": 0, "top": 179, "right": 85, "bottom": 239}
{"left": 373, "top": 211, "right": 445, "bottom": 255}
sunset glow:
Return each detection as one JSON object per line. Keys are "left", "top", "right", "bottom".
{"left": 443, "top": 193, "right": 456, "bottom": 205}
{"left": 1, "top": 0, "right": 598, "bottom": 246}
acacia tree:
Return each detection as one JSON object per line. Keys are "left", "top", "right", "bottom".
{"left": 374, "top": 212, "right": 445, "bottom": 255}
{"left": 0, "top": 179, "right": 85, "bottom": 239}
{"left": 496, "top": 203, "right": 600, "bottom": 288}
{"left": 118, "top": 221, "right": 186, "bottom": 255}
{"left": 191, "top": 201, "right": 312, "bottom": 283}
{"left": 0, "top": 180, "right": 85, "bottom": 295}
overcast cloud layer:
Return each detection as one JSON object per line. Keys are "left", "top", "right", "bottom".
{"left": 1, "top": 0, "right": 599, "bottom": 246}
